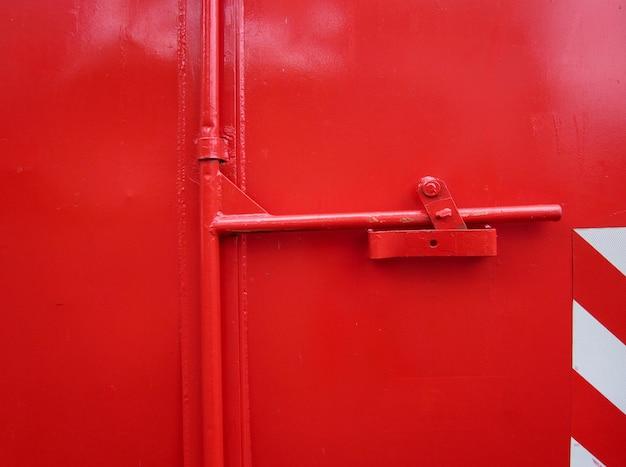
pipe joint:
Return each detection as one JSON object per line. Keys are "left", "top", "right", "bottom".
{"left": 197, "top": 134, "right": 229, "bottom": 162}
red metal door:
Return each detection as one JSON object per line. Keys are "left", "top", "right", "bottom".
{"left": 2, "top": 1, "right": 625, "bottom": 466}
{"left": 0, "top": 1, "right": 198, "bottom": 465}
{"left": 203, "top": 1, "right": 626, "bottom": 466}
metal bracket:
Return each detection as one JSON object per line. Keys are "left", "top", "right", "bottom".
{"left": 367, "top": 176, "right": 497, "bottom": 258}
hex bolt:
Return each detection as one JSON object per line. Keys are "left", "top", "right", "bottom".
{"left": 420, "top": 177, "right": 441, "bottom": 197}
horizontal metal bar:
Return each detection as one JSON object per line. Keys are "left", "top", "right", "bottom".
{"left": 212, "top": 204, "right": 562, "bottom": 234}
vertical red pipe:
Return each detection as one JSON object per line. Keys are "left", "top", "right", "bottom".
{"left": 200, "top": 160, "right": 224, "bottom": 467}
{"left": 201, "top": 0, "right": 220, "bottom": 133}
{"left": 199, "top": 0, "right": 224, "bottom": 466}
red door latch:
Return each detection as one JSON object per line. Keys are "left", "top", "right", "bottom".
{"left": 368, "top": 176, "right": 498, "bottom": 258}
{"left": 209, "top": 172, "right": 561, "bottom": 258}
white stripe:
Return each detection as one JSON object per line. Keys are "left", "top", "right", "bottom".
{"left": 570, "top": 437, "right": 605, "bottom": 467}
{"left": 573, "top": 300, "right": 626, "bottom": 415}
{"left": 576, "top": 227, "right": 626, "bottom": 277}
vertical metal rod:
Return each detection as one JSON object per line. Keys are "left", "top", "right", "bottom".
{"left": 200, "top": 161, "right": 224, "bottom": 467}
{"left": 199, "top": 0, "right": 224, "bottom": 465}
{"left": 201, "top": 0, "right": 220, "bottom": 133}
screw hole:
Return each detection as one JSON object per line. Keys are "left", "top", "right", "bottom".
{"left": 429, "top": 239, "right": 438, "bottom": 248}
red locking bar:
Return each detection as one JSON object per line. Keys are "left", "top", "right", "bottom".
{"left": 211, "top": 204, "right": 562, "bottom": 233}
{"left": 199, "top": 161, "right": 224, "bottom": 467}
{"left": 197, "top": 1, "right": 225, "bottom": 467}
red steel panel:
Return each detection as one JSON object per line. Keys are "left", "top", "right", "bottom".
{"left": 0, "top": 1, "right": 201, "bottom": 465}
{"left": 217, "top": 1, "right": 626, "bottom": 466}
{"left": 2, "top": 0, "right": 626, "bottom": 466}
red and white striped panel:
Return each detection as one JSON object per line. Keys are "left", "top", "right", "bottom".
{"left": 572, "top": 228, "right": 626, "bottom": 467}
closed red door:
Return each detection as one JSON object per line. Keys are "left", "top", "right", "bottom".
{"left": 4, "top": 1, "right": 623, "bottom": 466}
{"left": 209, "top": 1, "right": 626, "bottom": 466}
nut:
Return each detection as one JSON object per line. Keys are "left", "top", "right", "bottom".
{"left": 420, "top": 177, "right": 441, "bottom": 197}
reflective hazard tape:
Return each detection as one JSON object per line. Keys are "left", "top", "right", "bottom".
{"left": 570, "top": 438, "right": 606, "bottom": 467}
{"left": 572, "top": 227, "right": 626, "bottom": 467}
{"left": 573, "top": 300, "right": 626, "bottom": 415}
{"left": 576, "top": 228, "right": 626, "bottom": 277}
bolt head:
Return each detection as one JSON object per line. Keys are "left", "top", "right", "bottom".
{"left": 435, "top": 208, "right": 452, "bottom": 219}
{"left": 420, "top": 177, "right": 441, "bottom": 197}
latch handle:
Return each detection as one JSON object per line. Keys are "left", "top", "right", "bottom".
{"left": 209, "top": 172, "right": 561, "bottom": 259}
{"left": 368, "top": 176, "right": 533, "bottom": 258}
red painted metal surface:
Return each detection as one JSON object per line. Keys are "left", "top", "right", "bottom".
{"left": 0, "top": 1, "right": 201, "bottom": 466}
{"left": 197, "top": 0, "right": 227, "bottom": 465}
{"left": 213, "top": 205, "right": 562, "bottom": 233}
{"left": 200, "top": 161, "right": 225, "bottom": 467}
{"left": 207, "top": 172, "right": 555, "bottom": 262}
{"left": 367, "top": 176, "right": 500, "bottom": 258}
{"left": 214, "top": 1, "right": 626, "bottom": 466}
{"left": 368, "top": 229, "right": 498, "bottom": 258}
{"left": 201, "top": 163, "right": 558, "bottom": 463}
{"left": 418, "top": 176, "right": 467, "bottom": 230}
{"left": 2, "top": 1, "right": 626, "bottom": 467}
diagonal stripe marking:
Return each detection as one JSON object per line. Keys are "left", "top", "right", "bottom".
{"left": 572, "top": 372, "right": 626, "bottom": 467}
{"left": 573, "top": 300, "right": 626, "bottom": 415}
{"left": 575, "top": 227, "right": 626, "bottom": 277}
{"left": 573, "top": 232, "right": 626, "bottom": 346}
{"left": 570, "top": 437, "right": 605, "bottom": 467}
